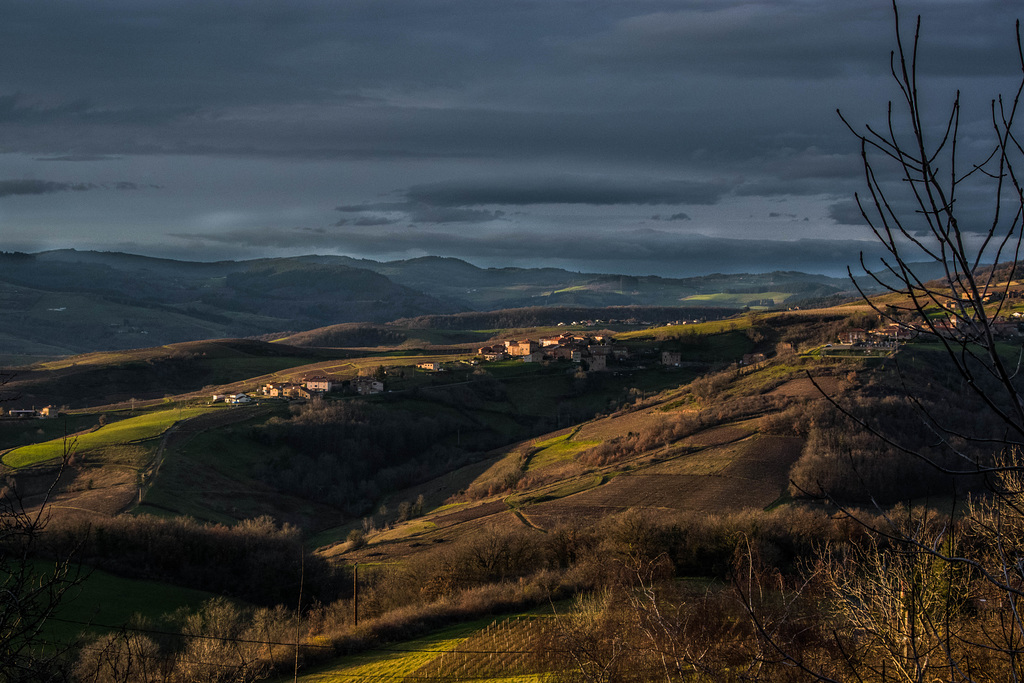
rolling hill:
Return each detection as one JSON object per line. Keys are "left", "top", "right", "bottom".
{"left": 0, "top": 249, "right": 861, "bottom": 358}
{"left": 2, "top": 293, "right": 980, "bottom": 680}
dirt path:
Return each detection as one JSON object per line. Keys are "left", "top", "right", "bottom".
{"left": 131, "top": 404, "right": 276, "bottom": 514}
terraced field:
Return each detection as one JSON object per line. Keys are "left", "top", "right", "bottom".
{"left": 519, "top": 433, "right": 802, "bottom": 529}
{"left": 297, "top": 615, "right": 560, "bottom": 683}
{"left": 339, "top": 409, "right": 806, "bottom": 567}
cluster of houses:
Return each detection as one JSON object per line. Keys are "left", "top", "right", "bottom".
{"left": 932, "top": 289, "right": 1024, "bottom": 336}
{"left": 476, "top": 333, "right": 629, "bottom": 371}
{"left": 210, "top": 392, "right": 255, "bottom": 405}
{"left": 837, "top": 323, "right": 917, "bottom": 347}
{"left": 558, "top": 317, "right": 703, "bottom": 327}
{"left": 211, "top": 374, "right": 386, "bottom": 404}
{"left": 267, "top": 375, "right": 384, "bottom": 398}
{"left": 0, "top": 405, "right": 58, "bottom": 419}
{"left": 840, "top": 317, "right": 1024, "bottom": 347}
{"left": 932, "top": 314, "right": 1024, "bottom": 338}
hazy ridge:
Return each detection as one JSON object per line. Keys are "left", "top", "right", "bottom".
{"left": 0, "top": 249, "right": 858, "bottom": 357}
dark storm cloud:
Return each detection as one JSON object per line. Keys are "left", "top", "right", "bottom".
{"left": 732, "top": 150, "right": 864, "bottom": 199}
{"left": 0, "top": 1, "right": 911, "bottom": 162}
{"left": 112, "top": 182, "right": 157, "bottom": 191}
{"left": 0, "top": 93, "right": 197, "bottom": 127}
{"left": 0, "top": 98, "right": 821, "bottom": 167}
{"left": 567, "top": 4, "right": 888, "bottom": 79}
{"left": 404, "top": 176, "right": 730, "bottom": 207}
{"left": 828, "top": 201, "right": 866, "bottom": 226}
{"left": 2, "top": 0, "right": 1021, "bottom": 275}
{"left": 0, "top": 0, "right": 1008, "bottom": 171}
{"left": 0, "top": 180, "right": 99, "bottom": 197}
{"left": 568, "top": 2, "right": 1022, "bottom": 80}
{"left": 0, "top": 180, "right": 153, "bottom": 198}
{"left": 736, "top": 179, "right": 848, "bottom": 199}
{"left": 336, "top": 201, "right": 504, "bottom": 224}
{"left": 0, "top": 2, "right": 1015, "bottom": 150}
{"left": 0, "top": 94, "right": 95, "bottom": 123}
{"left": 335, "top": 216, "right": 402, "bottom": 227}
{"left": 406, "top": 205, "right": 504, "bottom": 223}
{"left": 331, "top": 174, "right": 727, "bottom": 234}
{"left": 35, "top": 155, "right": 120, "bottom": 163}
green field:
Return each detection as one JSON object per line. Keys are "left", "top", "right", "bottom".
{"left": 0, "top": 412, "right": 109, "bottom": 451}
{"left": 2, "top": 406, "right": 216, "bottom": 468}
{"left": 616, "top": 318, "right": 752, "bottom": 340}
{"left": 508, "top": 474, "right": 606, "bottom": 507}
{"left": 296, "top": 622, "right": 480, "bottom": 682}
{"left": 681, "top": 291, "right": 792, "bottom": 306}
{"left": 29, "top": 560, "right": 225, "bottom": 645}
{"left": 527, "top": 432, "right": 600, "bottom": 471}
{"left": 297, "top": 615, "right": 555, "bottom": 683}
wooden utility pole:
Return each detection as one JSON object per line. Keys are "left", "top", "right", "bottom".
{"left": 353, "top": 563, "right": 358, "bottom": 626}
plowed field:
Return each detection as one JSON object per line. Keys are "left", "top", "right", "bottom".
{"left": 520, "top": 433, "right": 803, "bottom": 528}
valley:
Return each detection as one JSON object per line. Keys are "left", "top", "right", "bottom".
{"left": 0, "top": 284, "right": 950, "bottom": 680}
{"left": 5, "top": 259, "right": 1024, "bottom": 681}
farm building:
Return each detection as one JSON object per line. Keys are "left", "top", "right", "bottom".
{"left": 354, "top": 378, "right": 384, "bottom": 395}
{"left": 1, "top": 406, "right": 58, "bottom": 419}
{"left": 304, "top": 376, "right": 336, "bottom": 392}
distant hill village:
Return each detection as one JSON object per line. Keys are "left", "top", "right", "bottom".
{"left": 838, "top": 315, "right": 1024, "bottom": 346}
{"left": 13, "top": 310, "right": 1023, "bottom": 417}
{"left": 0, "top": 405, "right": 59, "bottom": 419}
{"left": 476, "top": 332, "right": 620, "bottom": 370}
{"left": 208, "top": 312, "right": 1024, "bottom": 407}
{"left": 210, "top": 374, "right": 390, "bottom": 405}
{"left": 210, "top": 332, "right": 667, "bottom": 405}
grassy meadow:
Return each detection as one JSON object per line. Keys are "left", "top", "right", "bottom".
{"left": 44, "top": 562, "right": 226, "bottom": 645}
{"left": 2, "top": 405, "right": 216, "bottom": 468}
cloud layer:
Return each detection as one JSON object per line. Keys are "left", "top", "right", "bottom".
{"left": 0, "top": 1, "right": 1019, "bottom": 276}
{"left": 0, "top": 179, "right": 150, "bottom": 197}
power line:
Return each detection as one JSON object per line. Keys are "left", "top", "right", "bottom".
{"left": 50, "top": 616, "right": 562, "bottom": 655}
{"left": 68, "top": 638, "right": 250, "bottom": 672}
{"left": 48, "top": 616, "right": 333, "bottom": 650}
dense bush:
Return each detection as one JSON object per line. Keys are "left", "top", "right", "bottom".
{"left": 44, "top": 515, "right": 336, "bottom": 606}
{"left": 251, "top": 399, "right": 478, "bottom": 515}
{"left": 61, "top": 507, "right": 881, "bottom": 681}
{"left": 788, "top": 393, "right": 989, "bottom": 503}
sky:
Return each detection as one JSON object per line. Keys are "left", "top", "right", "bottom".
{"left": 0, "top": 0, "right": 1021, "bottom": 277}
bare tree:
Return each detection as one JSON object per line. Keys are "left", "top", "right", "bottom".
{"left": 0, "top": 371, "right": 83, "bottom": 681}
{"left": 838, "top": 2, "right": 1024, "bottom": 464}
{"left": 0, "top": 456, "right": 81, "bottom": 680}
{"left": 748, "top": 2, "right": 1024, "bottom": 680}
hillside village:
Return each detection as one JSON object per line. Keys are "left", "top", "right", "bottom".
{"left": 208, "top": 329, "right": 769, "bottom": 408}
{"left": 254, "top": 313, "right": 1024, "bottom": 405}
{"left": 9, "top": 308, "right": 1024, "bottom": 418}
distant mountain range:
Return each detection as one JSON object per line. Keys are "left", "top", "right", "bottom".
{"left": 0, "top": 249, "right": 865, "bottom": 357}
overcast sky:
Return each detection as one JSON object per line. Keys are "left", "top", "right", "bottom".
{"left": 0, "top": 0, "right": 1020, "bottom": 277}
